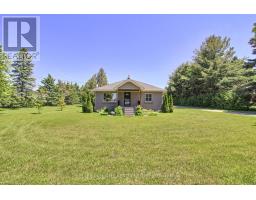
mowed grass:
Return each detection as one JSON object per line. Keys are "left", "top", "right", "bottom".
{"left": 0, "top": 106, "right": 256, "bottom": 184}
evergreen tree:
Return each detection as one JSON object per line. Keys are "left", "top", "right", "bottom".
{"left": 56, "top": 80, "right": 66, "bottom": 98}
{"left": 63, "top": 82, "right": 80, "bottom": 105}
{"left": 168, "top": 35, "right": 247, "bottom": 110}
{"left": 241, "top": 23, "right": 256, "bottom": 106}
{"left": 82, "top": 74, "right": 98, "bottom": 109}
{"left": 248, "top": 23, "right": 256, "bottom": 67}
{"left": 169, "top": 93, "right": 174, "bottom": 113}
{"left": 81, "top": 90, "right": 88, "bottom": 112}
{"left": 39, "top": 74, "right": 58, "bottom": 106}
{"left": 81, "top": 90, "right": 93, "bottom": 113}
{"left": 84, "top": 74, "right": 97, "bottom": 90}
{"left": 85, "top": 92, "right": 93, "bottom": 113}
{"left": 11, "top": 48, "right": 35, "bottom": 107}
{"left": 161, "top": 93, "right": 170, "bottom": 113}
{"left": 0, "top": 45, "right": 12, "bottom": 107}
{"left": 7, "top": 88, "right": 22, "bottom": 108}
{"left": 96, "top": 68, "right": 108, "bottom": 87}
{"left": 82, "top": 91, "right": 93, "bottom": 113}
{"left": 56, "top": 80, "right": 80, "bottom": 105}
{"left": 73, "top": 82, "right": 81, "bottom": 103}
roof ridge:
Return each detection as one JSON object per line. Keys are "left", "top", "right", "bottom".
{"left": 92, "top": 78, "right": 164, "bottom": 92}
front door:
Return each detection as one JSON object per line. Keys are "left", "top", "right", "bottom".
{"left": 124, "top": 92, "right": 131, "bottom": 107}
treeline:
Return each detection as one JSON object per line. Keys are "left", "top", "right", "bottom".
{"left": 167, "top": 24, "right": 256, "bottom": 110}
{"left": 0, "top": 47, "right": 108, "bottom": 109}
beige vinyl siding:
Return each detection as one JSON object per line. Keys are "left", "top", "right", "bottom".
{"left": 141, "top": 92, "right": 163, "bottom": 111}
{"left": 95, "top": 92, "right": 117, "bottom": 111}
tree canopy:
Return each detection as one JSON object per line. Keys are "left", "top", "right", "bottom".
{"left": 168, "top": 35, "right": 251, "bottom": 110}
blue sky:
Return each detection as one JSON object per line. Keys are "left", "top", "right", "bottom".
{"left": 0, "top": 15, "right": 255, "bottom": 88}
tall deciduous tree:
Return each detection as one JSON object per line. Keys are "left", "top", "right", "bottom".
{"left": 11, "top": 48, "right": 35, "bottom": 107}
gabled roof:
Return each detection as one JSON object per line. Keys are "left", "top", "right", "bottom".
{"left": 92, "top": 78, "right": 165, "bottom": 92}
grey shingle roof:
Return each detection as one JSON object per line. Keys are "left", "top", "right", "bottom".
{"left": 92, "top": 78, "right": 164, "bottom": 92}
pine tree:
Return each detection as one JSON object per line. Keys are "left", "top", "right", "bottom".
{"left": 161, "top": 93, "right": 170, "bottom": 113}
{"left": 96, "top": 68, "right": 108, "bottom": 87}
{"left": 169, "top": 93, "right": 174, "bottom": 113}
{"left": 81, "top": 90, "right": 93, "bottom": 113}
{"left": 39, "top": 74, "right": 58, "bottom": 106}
{"left": 84, "top": 74, "right": 97, "bottom": 90}
{"left": 11, "top": 48, "right": 35, "bottom": 107}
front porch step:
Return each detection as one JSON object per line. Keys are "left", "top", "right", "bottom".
{"left": 124, "top": 107, "right": 135, "bottom": 116}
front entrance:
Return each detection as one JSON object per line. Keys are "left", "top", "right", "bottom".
{"left": 124, "top": 92, "right": 131, "bottom": 107}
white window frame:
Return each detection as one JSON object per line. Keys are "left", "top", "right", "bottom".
{"left": 144, "top": 93, "right": 152, "bottom": 103}
{"left": 103, "top": 92, "right": 117, "bottom": 102}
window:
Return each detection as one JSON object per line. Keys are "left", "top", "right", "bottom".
{"left": 104, "top": 93, "right": 117, "bottom": 102}
{"left": 145, "top": 93, "right": 152, "bottom": 102}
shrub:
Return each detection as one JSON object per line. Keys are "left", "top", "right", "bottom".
{"left": 135, "top": 105, "right": 143, "bottom": 116}
{"left": 169, "top": 93, "right": 174, "bottom": 113}
{"left": 98, "top": 107, "right": 108, "bottom": 116}
{"left": 33, "top": 91, "right": 46, "bottom": 114}
{"left": 162, "top": 93, "right": 174, "bottom": 113}
{"left": 57, "top": 95, "right": 66, "bottom": 111}
{"left": 148, "top": 112, "right": 158, "bottom": 116}
{"left": 161, "top": 93, "right": 170, "bottom": 113}
{"left": 110, "top": 111, "right": 115, "bottom": 115}
{"left": 114, "top": 106, "right": 123, "bottom": 116}
{"left": 81, "top": 91, "right": 93, "bottom": 113}
{"left": 142, "top": 108, "right": 152, "bottom": 114}
{"left": 34, "top": 101, "right": 43, "bottom": 114}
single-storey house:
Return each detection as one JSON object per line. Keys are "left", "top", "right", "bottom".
{"left": 92, "top": 76, "right": 165, "bottom": 111}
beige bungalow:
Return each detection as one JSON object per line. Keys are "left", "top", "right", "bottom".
{"left": 92, "top": 76, "right": 165, "bottom": 112}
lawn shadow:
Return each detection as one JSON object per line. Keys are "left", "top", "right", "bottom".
{"left": 31, "top": 112, "right": 41, "bottom": 115}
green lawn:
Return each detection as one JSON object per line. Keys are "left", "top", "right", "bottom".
{"left": 0, "top": 106, "right": 256, "bottom": 184}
